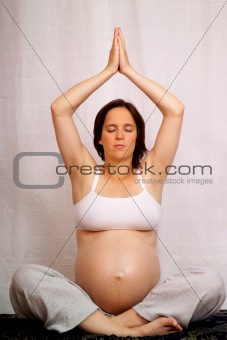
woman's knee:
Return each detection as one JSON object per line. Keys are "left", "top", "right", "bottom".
{"left": 10, "top": 264, "right": 46, "bottom": 295}
{"left": 202, "top": 267, "right": 226, "bottom": 306}
{"left": 181, "top": 266, "right": 226, "bottom": 314}
{"left": 212, "top": 269, "right": 226, "bottom": 301}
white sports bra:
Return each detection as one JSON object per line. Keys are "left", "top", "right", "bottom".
{"left": 75, "top": 172, "right": 161, "bottom": 231}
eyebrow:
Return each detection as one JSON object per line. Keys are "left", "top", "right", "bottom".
{"left": 105, "top": 123, "right": 135, "bottom": 128}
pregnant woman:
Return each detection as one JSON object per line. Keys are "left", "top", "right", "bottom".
{"left": 10, "top": 28, "right": 225, "bottom": 337}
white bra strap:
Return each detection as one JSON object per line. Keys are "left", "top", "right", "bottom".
{"left": 91, "top": 173, "right": 100, "bottom": 191}
{"left": 137, "top": 172, "right": 145, "bottom": 189}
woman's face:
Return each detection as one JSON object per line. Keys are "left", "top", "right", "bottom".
{"left": 99, "top": 107, "right": 137, "bottom": 165}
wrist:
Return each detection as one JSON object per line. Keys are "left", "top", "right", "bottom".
{"left": 120, "top": 65, "right": 135, "bottom": 78}
{"left": 103, "top": 65, "right": 118, "bottom": 77}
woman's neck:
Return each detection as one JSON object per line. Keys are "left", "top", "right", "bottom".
{"left": 101, "top": 162, "right": 136, "bottom": 179}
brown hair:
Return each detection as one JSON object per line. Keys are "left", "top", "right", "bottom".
{"left": 93, "top": 99, "right": 148, "bottom": 169}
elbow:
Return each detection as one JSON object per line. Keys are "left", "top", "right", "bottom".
{"left": 161, "top": 99, "right": 185, "bottom": 118}
{"left": 164, "top": 103, "right": 184, "bottom": 118}
{"left": 50, "top": 100, "right": 57, "bottom": 115}
{"left": 176, "top": 102, "right": 185, "bottom": 116}
{"left": 50, "top": 99, "right": 73, "bottom": 117}
{"left": 173, "top": 102, "right": 185, "bottom": 117}
{"left": 50, "top": 100, "right": 62, "bottom": 117}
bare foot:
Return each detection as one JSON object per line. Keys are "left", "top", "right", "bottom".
{"left": 112, "top": 309, "right": 148, "bottom": 328}
{"left": 133, "top": 316, "right": 182, "bottom": 337}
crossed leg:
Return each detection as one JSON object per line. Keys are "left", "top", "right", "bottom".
{"left": 10, "top": 264, "right": 225, "bottom": 336}
{"left": 112, "top": 308, "right": 182, "bottom": 334}
{"left": 79, "top": 309, "right": 182, "bottom": 337}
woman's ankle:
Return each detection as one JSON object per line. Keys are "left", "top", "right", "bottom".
{"left": 112, "top": 308, "right": 148, "bottom": 327}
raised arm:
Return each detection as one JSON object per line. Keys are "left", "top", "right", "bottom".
{"left": 118, "top": 29, "right": 184, "bottom": 178}
{"left": 50, "top": 28, "right": 120, "bottom": 172}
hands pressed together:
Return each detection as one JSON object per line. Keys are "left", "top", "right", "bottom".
{"left": 106, "top": 27, "right": 132, "bottom": 75}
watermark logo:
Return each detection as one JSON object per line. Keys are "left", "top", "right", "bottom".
{"left": 13, "top": 152, "right": 214, "bottom": 189}
{"left": 13, "top": 152, "right": 64, "bottom": 189}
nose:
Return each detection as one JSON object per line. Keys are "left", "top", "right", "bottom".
{"left": 115, "top": 129, "right": 124, "bottom": 140}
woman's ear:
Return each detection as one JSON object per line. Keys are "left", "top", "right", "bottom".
{"left": 98, "top": 140, "right": 103, "bottom": 145}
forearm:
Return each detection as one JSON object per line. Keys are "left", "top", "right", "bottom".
{"left": 51, "top": 67, "right": 114, "bottom": 116}
{"left": 123, "top": 67, "right": 184, "bottom": 117}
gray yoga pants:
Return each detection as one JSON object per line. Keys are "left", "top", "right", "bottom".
{"left": 9, "top": 264, "right": 226, "bottom": 333}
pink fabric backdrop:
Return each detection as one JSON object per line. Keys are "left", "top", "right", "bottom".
{"left": 0, "top": 0, "right": 226, "bottom": 312}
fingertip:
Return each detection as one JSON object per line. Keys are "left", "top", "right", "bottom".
{"left": 115, "top": 27, "right": 120, "bottom": 35}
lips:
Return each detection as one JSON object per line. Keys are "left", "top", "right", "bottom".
{"left": 114, "top": 144, "right": 125, "bottom": 148}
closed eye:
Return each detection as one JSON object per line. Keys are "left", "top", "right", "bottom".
{"left": 105, "top": 124, "right": 135, "bottom": 133}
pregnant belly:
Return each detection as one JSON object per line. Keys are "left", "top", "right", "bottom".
{"left": 75, "top": 230, "right": 160, "bottom": 315}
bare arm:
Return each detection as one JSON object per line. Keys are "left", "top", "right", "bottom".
{"left": 118, "top": 29, "right": 184, "bottom": 176}
{"left": 50, "top": 29, "right": 120, "bottom": 171}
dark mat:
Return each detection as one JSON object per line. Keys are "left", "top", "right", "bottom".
{"left": 0, "top": 311, "right": 227, "bottom": 339}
